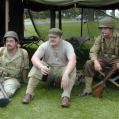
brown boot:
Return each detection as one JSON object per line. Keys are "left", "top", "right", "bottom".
{"left": 61, "top": 96, "right": 70, "bottom": 107}
{"left": 22, "top": 93, "right": 32, "bottom": 104}
{"left": 79, "top": 91, "right": 92, "bottom": 97}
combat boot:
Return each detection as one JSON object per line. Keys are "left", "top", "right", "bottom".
{"left": 79, "top": 76, "right": 93, "bottom": 96}
{"left": 22, "top": 93, "right": 32, "bottom": 104}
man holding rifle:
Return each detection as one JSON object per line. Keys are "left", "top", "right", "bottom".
{"left": 79, "top": 16, "right": 119, "bottom": 96}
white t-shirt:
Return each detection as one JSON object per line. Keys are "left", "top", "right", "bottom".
{"left": 34, "top": 40, "right": 75, "bottom": 67}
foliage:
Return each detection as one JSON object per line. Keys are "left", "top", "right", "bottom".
{"left": 62, "top": 8, "right": 81, "bottom": 18}
{"left": 66, "top": 36, "right": 90, "bottom": 69}
{"left": 24, "top": 21, "right": 99, "bottom": 69}
{"left": 24, "top": 10, "right": 50, "bottom": 19}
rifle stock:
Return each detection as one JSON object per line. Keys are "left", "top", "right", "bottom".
{"left": 93, "top": 66, "right": 117, "bottom": 97}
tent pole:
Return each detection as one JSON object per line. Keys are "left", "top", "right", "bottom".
{"left": 50, "top": 9, "right": 56, "bottom": 28}
{"left": 80, "top": 8, "right": 84, "bottom": 37}
{"left": 5, "top": 0, "right": 9, "bottom": 32}
{"left": 58, "top": 10, "right": 62, "bottom": 30}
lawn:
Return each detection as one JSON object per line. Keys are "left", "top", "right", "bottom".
{"left": 24, "top": 19, "right": 100, "bottom": 41}
{"left": 0, "top": 20, "right": 119, "bottom": 119}
{"left": 0, "top": 83, "right": 119, "bottom": 119}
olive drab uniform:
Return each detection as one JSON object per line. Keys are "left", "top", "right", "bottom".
{"left": 90, "top": 33, "right": 119, "bottom": 61}
{"left": 0, "top": 47, "right": 29, "bottom": 98}
{"left": 83, "top": 33, "right": 119, "bottom": 93}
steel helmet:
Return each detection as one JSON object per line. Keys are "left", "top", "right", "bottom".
{"left": 3, "top": 31, "right": 19, "bottom": 43}
{"left": 98, "top": 17, "right": 115, "bottom": 29}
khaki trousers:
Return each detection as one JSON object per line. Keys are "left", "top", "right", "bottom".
{"left": 0, "top": 77, "right": 20, "bottom": 98}
{"left": 83, "top": 57, "right": 119, "bottom": 93}
{"left": 26, "top": 66, "right": 76, "bottom": 98}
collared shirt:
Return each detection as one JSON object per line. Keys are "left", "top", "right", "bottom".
{"left": 0, "top": 47, "right": 29, "bottom": 78}
{"left": 90, "top": 32, "right": 119, "bottom": 61}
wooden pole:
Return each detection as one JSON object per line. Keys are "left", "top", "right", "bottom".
{"left": 5, "top": 0, "right": 9, "bottom": 32}
{"left": 80, "top": 8, "right": 83, "bottom": 37}
{"left": 50, "top": 9, "right": 56, "bottom": 28}
{"left": 58, "top": 10, "right": 62, "bottom": 30}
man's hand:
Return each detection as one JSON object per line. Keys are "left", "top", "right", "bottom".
{"left": 61, "top": 73, "right": 69, "bottom": 89}
{"left": 116, "top": 63, "right": 119, "bottom": 69}
{"left": 94, "top": 60, "right": 102, "bottom": 71}
{"left": 40, "top": 65, "right": 50, "bottom": 75}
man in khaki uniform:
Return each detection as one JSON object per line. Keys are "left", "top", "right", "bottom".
{"left": 22, "top": 28, "right": 76, "bottom": 107}
{"left": 0, "top": 31, "right": 29, "bottom": 98}
{"left": 79, "top": 17, "right": 119, "bottom": 96}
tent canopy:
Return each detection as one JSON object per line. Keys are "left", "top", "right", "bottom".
{"left": 24, "top": 0, "right": 119, "bottom": 11}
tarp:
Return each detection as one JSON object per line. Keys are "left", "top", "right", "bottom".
{"left": 28, "top": 0, "right": 119, "bottom": 8}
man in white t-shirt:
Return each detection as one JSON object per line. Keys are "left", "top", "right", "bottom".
{"left": 22, "top": 28, "right": 76, "bottom": 107}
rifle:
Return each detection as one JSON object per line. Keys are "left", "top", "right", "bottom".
{"left": 0, "top": 80, "right": 10, "bottom": 107}
{"left": 93, "top": 66, "right": 117, "bottom": 97}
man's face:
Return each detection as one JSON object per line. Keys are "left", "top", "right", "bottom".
{"left": 49, "top": 35, "right": 61, "bottom": 47}
{"left": 100, "top": 27, "right": 113, "bottom": 38}
{"left": 5, "top": 37, "right": 17, "bottom": 50}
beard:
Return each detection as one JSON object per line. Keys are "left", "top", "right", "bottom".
{"left": 6, "top": 45, "right": 14, "bottom": 51}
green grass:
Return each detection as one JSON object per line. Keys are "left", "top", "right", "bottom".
{"left": 0, "top": 83, "right": 119, "bottom": 119}
{"left": 24, "top": 20, "right": 100, "bottom": 41}
{"left": 1, "top": 21, "right": 119, "bottom": 119}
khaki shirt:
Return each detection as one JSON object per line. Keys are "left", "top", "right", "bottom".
{"left": 90, "top": 32, "right": 119, "bottom": 61}
{"left": 0, "top": 47, "right": 29, "bottom": 79}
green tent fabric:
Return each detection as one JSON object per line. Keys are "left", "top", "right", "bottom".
{"left": 29, "top": 0, "right": 119, "bottom": 8}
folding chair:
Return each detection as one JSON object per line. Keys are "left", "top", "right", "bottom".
{"left": 93, "top": 67, "right": 119, "bottom": 89}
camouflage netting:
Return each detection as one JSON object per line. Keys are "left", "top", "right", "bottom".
{"left": 25, "top": 8, "right": 119, "bottom": 40}
{"left": 25, "top": 8, "right": 119, "bottom": 69}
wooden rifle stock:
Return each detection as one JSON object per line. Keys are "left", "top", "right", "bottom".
{"left": 93, "top": 67, "right": 117, "bottom": 97}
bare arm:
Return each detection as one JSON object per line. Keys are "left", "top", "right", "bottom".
{"left": 31, "top": 55, "right": 44, "bottom": 70}
{"left": 31, "top": 55, "right": 49, "bottom": 75}
{"left": 63, "top": 54, "right": 76, "bottom": 75}
{"left": 21, "top": 69, "right": 29, "bottom": 83}
{"left": 61, "top": 54, "right": 76, "bottom": 89}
